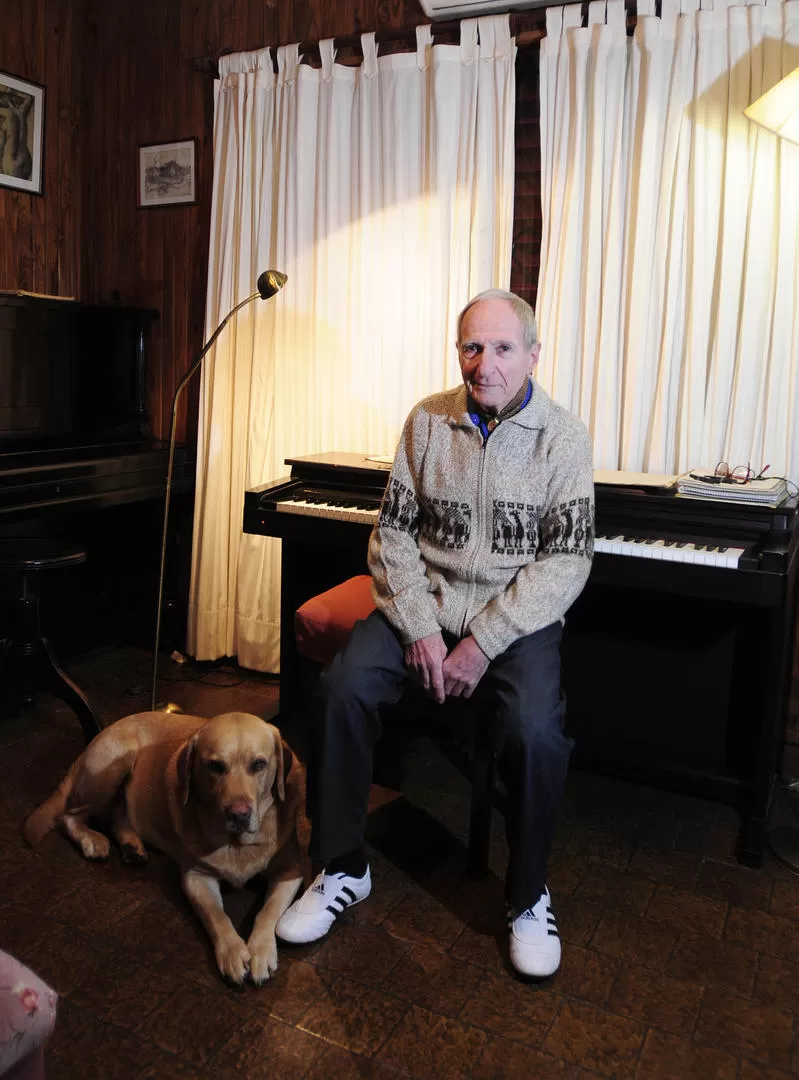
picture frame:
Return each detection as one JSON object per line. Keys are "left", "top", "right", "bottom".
{"left": 0, "top": 71, "right": 45, "bottom": 195}
{"left": 137, "top": 138, "right": 197, "bottom": 209}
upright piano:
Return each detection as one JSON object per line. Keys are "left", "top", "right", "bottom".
{"left": 244, "top": 452, "right": 799, "bottom": 865}
{"left": 0, "top": 293, "right": 196, "bottom": 650}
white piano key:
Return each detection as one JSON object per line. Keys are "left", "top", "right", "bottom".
{"left": 648, "top": 540, "right": 667, "bottom": 560}
{"left": 718, "top": 546, "right": 746, "bottom": 569}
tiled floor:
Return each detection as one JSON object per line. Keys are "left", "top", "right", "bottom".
{"left": 2, "top": 645, "right": 799, "bottom": 1079}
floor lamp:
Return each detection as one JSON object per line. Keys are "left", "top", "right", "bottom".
{"left": 745, "top": 67, "right": 799, "bottom": 870}
{"left": 150, "top": 270, "right": 287, "bottom": 712}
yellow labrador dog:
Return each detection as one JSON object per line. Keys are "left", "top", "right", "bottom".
{"left": 23, "top": 711, "right": 307, "bottom": 985}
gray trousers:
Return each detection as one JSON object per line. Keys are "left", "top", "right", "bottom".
{"left": 306, "top": 610, "right": 573, "bottom": 913}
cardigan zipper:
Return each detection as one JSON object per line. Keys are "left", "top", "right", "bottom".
{"left": 460, "top": 431, "right": 489, "bottom": 638}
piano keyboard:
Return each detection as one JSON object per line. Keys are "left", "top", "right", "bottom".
{"left": 276, "top": 496, "right": 380, "bottom": 526}
{"left": 595, "top": 534, "right": 745, "bottom": 568}
{"left": 275, "top": 501, "right": 747, "bottom": 567}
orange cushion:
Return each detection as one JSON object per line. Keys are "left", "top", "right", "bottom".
{"left": 294, "top": 575, "right": 376, "bottom": 666}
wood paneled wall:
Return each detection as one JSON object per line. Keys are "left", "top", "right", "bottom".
{"left": 0, "top": 0, "right": 83, "bottom": 299}
{"left": 79, "top": 0, "right": 431, "bottom": 443}
{"left": 2, "top": 0, "right": 537, "bottom": 444}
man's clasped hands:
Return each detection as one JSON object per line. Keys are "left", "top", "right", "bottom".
{"left": 403, "top": 632, "right": 490, "bottom": 704}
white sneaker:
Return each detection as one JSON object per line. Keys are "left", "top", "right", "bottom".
{"left": 508, "top": 887, "right": 561, "bottom": 979}
{"left": 276, "top": 867, "right": 372, "bottom": 944}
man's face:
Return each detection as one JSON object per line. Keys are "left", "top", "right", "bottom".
{"left": 458, "top": 298, "right": 540, "bottom": 415}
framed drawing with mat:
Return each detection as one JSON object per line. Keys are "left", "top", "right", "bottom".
{"left": 0, "top": 71, "right": 45, "bottom": 195}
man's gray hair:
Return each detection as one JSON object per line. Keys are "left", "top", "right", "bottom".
{"left": 456, "top": 289, "right": 538, "bottom": 350}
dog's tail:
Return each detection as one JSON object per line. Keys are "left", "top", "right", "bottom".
{"left": 22, "top": 760, "right": 80, "bottom": 846}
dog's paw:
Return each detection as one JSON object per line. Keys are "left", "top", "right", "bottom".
{"left": 247, "top": 931, "right": 279, "bottom": 985}
{"left": 215, "top": 937, "right": 251, "bottom": 985}
{"left": 120, "top": 842, "right": 148, "bottom": 868}
{"left": 79, "top": 833, "right": 110, "bottom": 860}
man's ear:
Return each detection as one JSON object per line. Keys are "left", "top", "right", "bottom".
{"left": 530, "top": 341, "right": 542, "bottom": 374}
{"left": 272, "top": 738, "right": 292, "bottom": 802}
{"left": 177, "top": 735, "right": 198, "bottom": 806}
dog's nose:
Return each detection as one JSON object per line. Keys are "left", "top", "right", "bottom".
{"left": 225, "top": 802, "right": 252, "bottom": 831}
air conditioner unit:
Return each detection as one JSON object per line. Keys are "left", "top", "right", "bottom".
{"left": 419, "top": 0, "right": 554, "bottom": 19}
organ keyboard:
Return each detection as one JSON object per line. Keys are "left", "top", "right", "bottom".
{"left": 244, "top": 451, "right": 799, "bottom": 867}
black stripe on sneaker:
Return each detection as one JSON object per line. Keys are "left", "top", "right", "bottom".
{"left": 325, "top": 890, "right": 359, "bottom": 919}
{"left": 547, "top": 928, "right": 559, "bottom": 936}
{"left": 341, "top": 886, "right": 357, "bottom": 902}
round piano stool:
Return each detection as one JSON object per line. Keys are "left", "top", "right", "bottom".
{"left": 294, "top": 576, "right": 497, "bottom": 877}
{"left": 0, "top": 539, "right": 101, "bottom": 743}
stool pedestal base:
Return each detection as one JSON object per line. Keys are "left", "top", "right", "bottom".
{"left": 0, "top": 584, "right": 101, "bottom": 743}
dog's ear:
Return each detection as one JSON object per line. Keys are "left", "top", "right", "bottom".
{"left": 177, "top": 735, "right": 198, "bottom": 806}
{"left": 272, "top": 738, "right": 292, "bottom": 802}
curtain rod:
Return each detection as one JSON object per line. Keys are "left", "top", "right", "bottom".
{"left": 193, "top": 8, "right": 639, "bottom": 76}
{"left": 193, "top": 17, "right": 543, "bottom": 76}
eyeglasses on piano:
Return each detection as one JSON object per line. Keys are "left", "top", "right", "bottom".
{"left": 714, "top": 462, "right": 769, "bottom": 485}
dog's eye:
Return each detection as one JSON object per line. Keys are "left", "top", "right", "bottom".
{"left": 250, "top": 757, "right": 268, "bottom": 774}
{"left": 206, "top": 759, "right": 227, "bottom": 775}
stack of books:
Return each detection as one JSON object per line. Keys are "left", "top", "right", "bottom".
{"left": 676, "top": 470, "right": 789, "bottom": 507}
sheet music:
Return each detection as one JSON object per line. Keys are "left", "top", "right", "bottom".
{"left": 594, "top": 469, "right": 677, "bottom": 488}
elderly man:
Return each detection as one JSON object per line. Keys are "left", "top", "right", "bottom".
{"left": 277, "top": 289, "right": 594, "bottom": 978}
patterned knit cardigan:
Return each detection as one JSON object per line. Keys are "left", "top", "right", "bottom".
{"left": 368, "top": 380, "right": 595, "bottom": 660}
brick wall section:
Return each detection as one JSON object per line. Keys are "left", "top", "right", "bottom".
{"left": 510, "top": 47, "right": 541, "bottom": 313}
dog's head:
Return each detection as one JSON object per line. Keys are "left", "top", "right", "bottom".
{"left": 177, "top": 713, "right": 292, "bottom": 837}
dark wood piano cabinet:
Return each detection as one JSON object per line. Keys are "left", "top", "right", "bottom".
{"left": 0, "top": 293, "right": 196, "bottom": 656}
{"left": 244, "top": 452, "right": 799, "bottom": 867}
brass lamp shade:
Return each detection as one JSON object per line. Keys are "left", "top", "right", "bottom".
{"left": 744, "top": 66, "right": 799, "bottom": 145}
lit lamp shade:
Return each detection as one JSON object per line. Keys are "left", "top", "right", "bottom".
{"left": 744, "top": 66, "right": 799, "bottom": 145}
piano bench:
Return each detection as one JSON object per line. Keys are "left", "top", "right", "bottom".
{"left": 0, "top": 539, "right": 102, "bottom": 744}
{"left": 294, "top": 575, "right": 497, "bottom": 877}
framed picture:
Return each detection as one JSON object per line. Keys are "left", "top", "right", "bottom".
{"left": 0, "top": 71, "right": 45, "bottom": 195}
{"left": 138, "top": 138, "right": 197, "bottom": 208}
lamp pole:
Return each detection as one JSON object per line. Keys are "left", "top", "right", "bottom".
{"left": 150, "top": 271, "right": 287, "bottom": 712}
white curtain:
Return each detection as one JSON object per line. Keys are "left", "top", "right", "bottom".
{"left": 187, "top": 18, "right": 516, "bottom": 671}
{"left": 537, "top": 0, "right": 799, "bottom": 477}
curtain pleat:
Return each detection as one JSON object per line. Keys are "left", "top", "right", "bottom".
{"left": 537, "top": 0, "right": 799, "bottom": 479}
{"left": 188, "top": 17, "right": 517, "bottom": 671}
